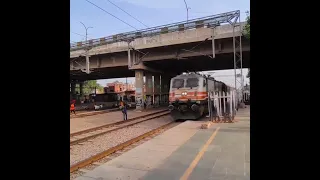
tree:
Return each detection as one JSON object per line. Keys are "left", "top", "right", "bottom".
{"left": 84, "top": 80, "right": 104, "bottom": 94}
{"left": 75, "top": 80, "right": 104, "bottom": 95}
{"left": 244, "top": 11, "right": 250, "bottom": 79}
{"left": 243, "top": 11, "right": 250, "bottom": 40}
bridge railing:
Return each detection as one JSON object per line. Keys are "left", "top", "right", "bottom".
{"left": 70, "top": 10, "right": 240, "bottom": 51}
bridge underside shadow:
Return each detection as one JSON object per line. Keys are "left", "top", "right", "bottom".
{"left": 70, "top": 51, "right": 249, "bottom": 81}
{"left": 144, "top": 51, "right": 250, "bottom": 74}
{"left": 70, "top": 66, "right": 136, "bottom": 81}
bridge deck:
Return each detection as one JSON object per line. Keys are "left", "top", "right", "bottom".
{"left": 74, "top": 107, "right": 250, "bottom": 180}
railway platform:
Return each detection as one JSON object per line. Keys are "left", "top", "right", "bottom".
{"left": 70, "top": 107, "right": 168, "bottom": 134}
{"left": 75, "top": 107, "right": 250, "bottom": 180}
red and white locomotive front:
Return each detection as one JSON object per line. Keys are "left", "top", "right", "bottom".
{"left": 168, "top": 73, "right": 208, "bottom": 118}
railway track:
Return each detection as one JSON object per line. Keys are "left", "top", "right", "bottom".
{"left": 70, "top": 110, "right": 169, "bottom": 146}
{"left": 70, "top": 120, "right": 180, "bottom": 176}
{"left": 70, "top": 107, "right": 123, "bottom": 119}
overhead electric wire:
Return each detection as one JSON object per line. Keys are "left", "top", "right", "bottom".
{"left": 71, "top": 31, "right": 93, "bottom": 41}
{"left": 85, "top": 0, "right": 138, "bottom": 30}
{"left": 104, "top": 0, "right": 148, "bottom": 28}
{"left": 71, "top": 31, "right": 86, "bottom": 37}
{"left": 100, "top": 0, "right": 177, "bottom": 51}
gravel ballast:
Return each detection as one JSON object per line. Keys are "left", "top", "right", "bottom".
{"left": 70, "top": 115, "right": 173, "bottom": 166}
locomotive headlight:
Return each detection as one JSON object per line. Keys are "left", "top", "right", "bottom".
{"left": 182, "top": 92, "right": 187, "bottom": 96}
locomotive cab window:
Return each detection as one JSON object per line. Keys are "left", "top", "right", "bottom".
{"left": 172, "top": 79, "right": 184, "bottom": 89}
{"left": 203, "top": 79, "right": 207, "bottom": 87}
{"left": 186, "top": 78, "right": 199, "bottom": 88}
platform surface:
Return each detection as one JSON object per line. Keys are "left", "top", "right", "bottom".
{"left": 75, "top": 107, "right": 250, "bottom": 180}
{"left": 70, "top": 107, "right": 167, "bottom": 134}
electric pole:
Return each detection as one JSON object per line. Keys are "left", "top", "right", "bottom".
{"left": 183, "top": 0, "right": 190, "bottom": 24}
{"left": 126, "top": 77, "right": 128, "bottom": 91}
{"left": 80, "top": 22, "right": 93, "bottom": 74}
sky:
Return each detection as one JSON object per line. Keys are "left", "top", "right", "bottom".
{"left": 70, "top": 0, "right": 250, "bottom": 87}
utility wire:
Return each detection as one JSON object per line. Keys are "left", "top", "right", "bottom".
{"left": 80, "top": 0, "right": 200, "bottom": 55}
{"left": 71, "top": 31, "right": 93, "bottom": 41}
{"left": 71, "top": 31, "right": 86, "bottom": 37}
{"left": 101, "top": 0, "right": 177, "bottom": 51}
{"left": 104, "top": 0, "right": 148, "bottom": 28}
{"left": 85, "top": 0, "right": 138, "bottom": 30}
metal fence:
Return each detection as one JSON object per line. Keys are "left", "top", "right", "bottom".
{"left": 207, "top": 90, "right": 237, "bottom": 122}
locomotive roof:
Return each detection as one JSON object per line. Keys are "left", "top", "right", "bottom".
{"left": 173, "top": 73, "right": 203, "bottom": 79}
{"left": 172, "top": 73, "right": 231, "bottom": 88}
{"left": 173, "top": 73, "right": 220, "bottom": 82}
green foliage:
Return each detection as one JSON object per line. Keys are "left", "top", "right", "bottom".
{"left": 243, "top": 12, "right": 250, "bottom": 40}
{"left": 76, "top": 80, "right": 104, "bottom": 95}
{"left": 244, "top": 11, "right": 250, "bottom": 79}
{"left": 84, "top": 80, "right": 104, "bottom": 94}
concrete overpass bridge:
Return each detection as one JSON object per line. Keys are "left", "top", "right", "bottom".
{"left": 70, "top": 10, "right": 250, "bottom": 109}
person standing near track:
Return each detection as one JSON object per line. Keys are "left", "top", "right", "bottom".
{"left": 70, "top": 100, "right": 76, "bottom": 115}
{"left": 120, "top": 100, "right": 128, "bottom": 121}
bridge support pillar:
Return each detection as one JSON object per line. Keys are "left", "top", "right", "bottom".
{"left": 70, "top": 83, "right": 76, "bottom": 100}
{"left": 160, "top": 75, "right": 171, "bottom": 105}
{"left": 154, "top": 75, "right": 160, "bottom": 107}
{"left": 135, "top": 70, "right": 144, "bottom": 111}
{"left": 79, "top": 82, "right": 84, "bottom": 96}
{"left": 145, "top": 73, "right": 153, "bottom": 109}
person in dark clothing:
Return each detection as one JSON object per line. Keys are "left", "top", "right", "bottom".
{"left": 210, "top": 101, "right": 218, "bottom": 122}
{"left": 120, "top": 100, "right": 128, "bottom": 120}
{"left": 211, "top": 101, "right": 217, "bottom": 116}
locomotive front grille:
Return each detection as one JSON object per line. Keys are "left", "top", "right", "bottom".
{"left": 178, "top": 104, "right": 188, "bottom": 112}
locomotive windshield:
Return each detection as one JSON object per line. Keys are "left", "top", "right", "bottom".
{"left": 186, "top": 78, "right": 199, "bottom": 88}
{"left": 172, "top": 79, "right": 184, "bottom": 88}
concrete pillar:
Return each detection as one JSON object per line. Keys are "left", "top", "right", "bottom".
{"left": 145, "top": 73, "right": 153, "bottom": 109}
{"left": 153, "top": 75, "right": 160, "bottom": 107}
{"left": 79, "top": 82, "right": 84, "bottom": 95}
{"left": 135, "top": 70, "right": 144, "bottom": 111}
{"left": 79, "top": 82, "right": 84, "bottom": 104}
{"left": 70, "top": 83, "right": 76, "bottom": 100}
{"left": 71, "top": 83, "right": 76, "bottom": 95}
{"left": 160, "top": 75, "right": 171, "bottom": 105}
